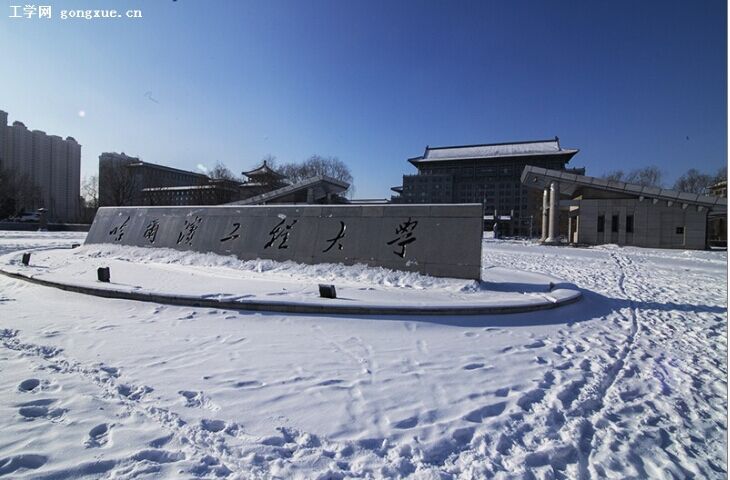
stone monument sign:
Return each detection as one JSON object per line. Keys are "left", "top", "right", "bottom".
{"left": 85, "top": 204, "right": 483, "bottom": 279}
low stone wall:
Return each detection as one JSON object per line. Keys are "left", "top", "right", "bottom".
{"left": 0, "top": 222, "right": 90, "bottom": 232}
{"left": 85, "top": 204, "right": 483, "bottom": 279}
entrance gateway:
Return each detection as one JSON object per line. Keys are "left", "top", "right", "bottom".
{"left": 521, "top": 166, "right": 727, "bottom": 249}
{"left": 85, "top": 204, "right": 484, "bottom": 280}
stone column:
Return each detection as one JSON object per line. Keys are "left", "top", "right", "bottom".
{"left": 546, "top": 181, "right": 559, "bottom": 243}
{"left": 540, "top": 188, "right": 549, "bottom": 242}
{"left": 568, "top": 216, "right": 573, "bottom": 244}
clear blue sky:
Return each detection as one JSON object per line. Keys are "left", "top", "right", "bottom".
{"left": 1, "top": 0, "right": 726, "bottom": 197}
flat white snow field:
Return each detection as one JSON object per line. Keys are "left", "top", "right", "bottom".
{"left": 0, "top": 231, "right": 726, "bottom": 479}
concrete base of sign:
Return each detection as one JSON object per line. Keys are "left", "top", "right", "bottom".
{"left": 0, "top": 247, "right": 582, "bottom": 316}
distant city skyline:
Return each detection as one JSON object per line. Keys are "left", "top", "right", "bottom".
{"left": 1, "top": 0, "right": 726, "bottom": 198}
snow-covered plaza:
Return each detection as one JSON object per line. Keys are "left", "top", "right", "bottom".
{"left": 0, "top": 231, "right": 726, "bottom": 479}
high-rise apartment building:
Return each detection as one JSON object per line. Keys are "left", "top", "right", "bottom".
{"left": 0, "top": 110, "right": 81, "bottom": 222}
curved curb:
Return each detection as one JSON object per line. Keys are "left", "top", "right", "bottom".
{"left": 0, "top": 268, "right": 582, "bottom": 316}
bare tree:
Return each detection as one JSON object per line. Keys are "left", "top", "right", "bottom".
{"left": 673, "top": 169, "right": 714, "bottom": 194}
{"left": 99, "top": 160, "right": 140, "bottom": 206}
{"left": 0, "top": 166, "right": 16, "bottom": 219}
{"left": 209, "top": 161, "right": 241, "bottom": 182}
{"left": 713, "top": 166, "right": 727, "bottom": 184}
{"left": 82, "top": 174, "right": 99, "bottom": 209}
{"left": 602, "top": 170, "right": 625, "bottom": 182}
{"left": 624, "top": 166, "right": 663, "bottom": 188}
{"left": 277, "top": 155, "right": 354, "bottom": 196}
{"left": 601, "top": 166, "right": 663, "bottom": 188}
{"left": 0, "top": 166, "right": 42, "bottom": 218}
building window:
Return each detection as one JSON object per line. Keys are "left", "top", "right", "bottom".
{"left": 597, "top": 215, "right": 605, "bottom": 233}
{"left": 676, "top": 226, "right": 684, "bottom": 235}
{"left": 626, "top": 215, "right": 634, "bottom": 233}
{"left": 611, "top": 215, "right": 619, "bottom": 232}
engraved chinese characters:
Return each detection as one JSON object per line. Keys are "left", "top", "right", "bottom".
{"left": 143, "top": 219, "right": 160, "bottom": 244}
{"left": 220, "top": 223, "right": 241, "bottom": 242}
{"left": 264, "top": 218, "right": 298, "bottom": 249}
{"left": 386, "top": 217, "right": 418, "bottom": 258}
{"left": 177, "top": 216, "right": 202, "bottom": 246}
{"left": 89, "top": 205, "right": 483, "bottom": 280}
{"left": 322, "top": 221, "right": 346, "bottom": 253}
{"left": 108, "top": 216, "right": 130, "bottom": 242}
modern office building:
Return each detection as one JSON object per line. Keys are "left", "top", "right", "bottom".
{"left": 99, "top": 152, "right": 212, "bottom": 206}
{"left": 142, "top": 179, "right": 242, "bottom": 206}
{"left": 391, "top": 138, "right": 583, "bottom": 236}
{"left": 707, "top": 180, "right": 727, "bottom": 247}
{"left": 521, "top": 166, "right": 727, "bottom": 249}
{"left": 0, "top": 110, "right": 81, "bottom": 222}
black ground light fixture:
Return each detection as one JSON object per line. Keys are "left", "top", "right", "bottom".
{"left": 97, "top": 267, "right": 111, "bottom": 283}
{"left": 318, "top": 284, "right": 337, "bottom": 299}
{"left": 21, "top": 253, "right": 31, "bottom": 266}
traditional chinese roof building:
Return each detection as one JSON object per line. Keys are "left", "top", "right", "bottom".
{"left": 391, "top": 137, "right": 583, "bottom": 236}
{"left": 230, "top": 175, "right": 349, "bottom": 205}
{"left": 239, "top": 160, "right": 289, "bottom": 200}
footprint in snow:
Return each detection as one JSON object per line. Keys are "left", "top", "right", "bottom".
{"left": 393, "top": 416, "right": 418, "bottom": 429}
{"left": 178, "top": 390, "right": 219, "bottom": 411}
{"left": 99, "top": 365, "right": 120, "bottom": 377}
{"left": 464, "top": 402, "right": 507, "bottom": 423}
{"left": 234, "top": 380, "right": 263, "bottom": 388}
{"left": 494, "top": 387, "right": 510, "bottom": 397}
{"left": 452, "top": 426, "right": 476, "bottom": 445}
{"left": 18, "top": 378, "right": 40, "bottom": 392}
{"left": 17, "top": 399, "right": 67, "bottom": 421}
{"left": 132, "top": 449, "right": 185, "bottom": 464}
{"left": 117, "top": 384, "right": 153, "bottom": 401}
{"left": 316, "top": 379, "right": 344, "bottom": 387}
{"left": 85, "top": 423, "right": 111, "bottom": 448}
{"left": 200, "top": 419, "right": 226, "bottom": 433}
{"left": 517, "top": 389, "right": 545, "bottom": 411}
{"left": 0, "top": 454, "right": 47, "bottom": 476}
{"left": 524, "top": 339, "right": 546, "bottom": 349}
{"left": 462, "top": 363, "right": 485, "bottom": 371}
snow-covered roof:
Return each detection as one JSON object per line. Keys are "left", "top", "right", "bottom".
{"left": 229, "top": 175, "right": 349, "bottom": 205}
{"left": 521, "top": 165, "right": 728, "bottom": 209}
{"left": 409, "top": 138, "right": 578, "bottom": 165}
{"left": 242, "top": 161, "right": 286, "bottom": 180}
{"left": 141, "top": 185, "right": 218, "bottom": 192}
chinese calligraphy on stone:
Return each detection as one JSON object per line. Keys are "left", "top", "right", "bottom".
{"left": 322, "top": 221, "right": 346, "bottom": 253}
{"left": 108, "top": 216, "right": 130, "bottom": 242}
{"left": 220, "top": 222, "right": 241, "bottom": 242}
{"left": 143, "top": 219, "right": 160, "bottom": 244}
{"left": 264, "top": 219, "right": 297, "bottom": 249}
{"left": 177, "top": 216, "right": 202, "bottom": 246}
{"left": 387, "top": 217, "right": 418, "bottom": 258}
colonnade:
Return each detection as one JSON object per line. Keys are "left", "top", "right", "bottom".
{"left": 540, "top": 181, "right": 560, "bottom": 244}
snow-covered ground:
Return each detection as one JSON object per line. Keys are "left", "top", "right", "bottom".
{"left": 0, "top": 244, "right": 580, "bottom": 313}
{"left": 0, "top": 231, "right": 726, "bottom": 479}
